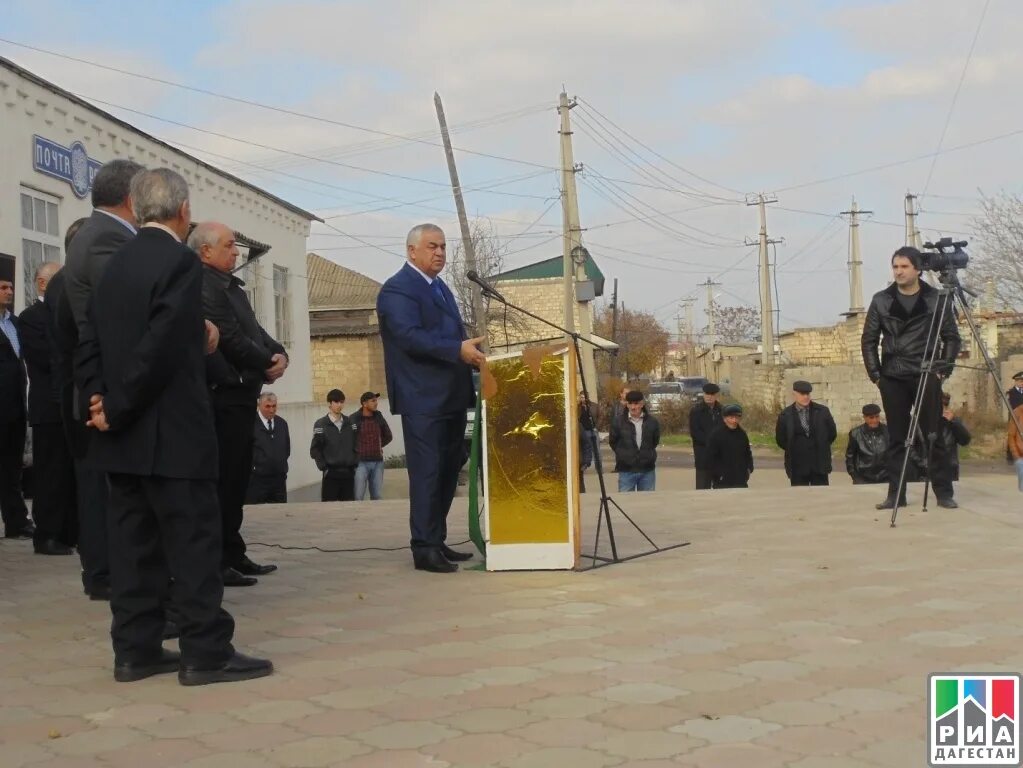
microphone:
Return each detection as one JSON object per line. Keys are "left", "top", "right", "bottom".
{"left": 466, "top": 270, "right": 505, "bottom": 302}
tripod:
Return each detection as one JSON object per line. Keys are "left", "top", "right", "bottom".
{"left": 472, "top": 284, "right": 688, "bottom": 568}
{"left": 890, "top": 264, "right": 1023, "bottom": 527}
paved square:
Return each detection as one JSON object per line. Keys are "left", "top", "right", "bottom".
{"left": 1, "top": 475, "right": 1019, "bottom": 767}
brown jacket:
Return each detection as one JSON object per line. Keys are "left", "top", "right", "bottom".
{"left": 1008, "top": 405, "right": 1023, "bottom": 459}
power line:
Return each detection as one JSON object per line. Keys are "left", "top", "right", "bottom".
{"left": 921, "top": 0, "right": 991, "bottom": 197}
{"left": 0, "top": 37, "right": 559, "bottom": 171}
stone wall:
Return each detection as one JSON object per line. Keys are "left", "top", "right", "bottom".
{"left": 310, "top": 334, "right": 386, "bottom": 404}
{"left": 486, "top": 278, "right": 590, "bottom": 345}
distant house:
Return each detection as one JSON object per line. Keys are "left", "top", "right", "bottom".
{"left": 306, "top": 253, "right": 385, "bottom": 403}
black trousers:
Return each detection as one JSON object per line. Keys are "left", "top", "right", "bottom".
{"left": 30, "top": 422, "right": 77, "bottom": 546}
{"left": 321, "top": 470, "right": 355, "bottom": 502}
{"left": 0, "top": 419, "right": 30, "bottom": 535}
{"left": 878, "top": 373, "right": 950, "bottom": 497}
{"left": 790, "top": 473, "right": 830, "bottom": 486}
{"left": 107, "top": 474, "right": 234, "bottom": 665}
{"left": 213, "top": 403, "right": 255, "bottom": 568}
{"left": 246, "top": 473, "right": 287, "bottom": 504}
{"left": 75, "top": 456, "right": 110, "bottom": 591}
{"left": 695, "top": 468, "right": 713, "bottom": 490}
{"left": 402, "top": 411, "right": 465, "bottom": 554}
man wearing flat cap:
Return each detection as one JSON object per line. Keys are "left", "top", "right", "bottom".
{"left": 351, "top": 391, "right": 393, "bottom": 501}
{"left": 609, "top": 390, "right": 660, "bottom": 491}
{"left": 845, "top": 404, "right": 889, "bottom": 485}
{"left": 689, "top": 382, "right": 722, "bottom": 490}
{"left": 1008, "top": 372, "right": 1023, "bottom": 412}
{"left": 775, "top": 381, "right": 837, "bottom": 486}
{"left": 706, "top": 403, "right": 753, "bottom": 489}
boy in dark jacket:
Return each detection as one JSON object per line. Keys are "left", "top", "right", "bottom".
{"left": 310, "top": 389, "right": 358, "bottom": 501}
{"left": 609, "top": 390, "right": 660, "bottom": 492}
{"left": 707, "top": 404, "right": 753, "bottom": 488}
{"left": 350, "top": 391, "right": 393, "bottom": 501}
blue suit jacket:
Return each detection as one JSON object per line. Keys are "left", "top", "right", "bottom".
{"left": 376, "top": 263, "right": 475, "bottom": 416}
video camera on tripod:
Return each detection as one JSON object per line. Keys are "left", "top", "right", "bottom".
{"left": 920, "top": 237, "right": 969, "bottom": 272}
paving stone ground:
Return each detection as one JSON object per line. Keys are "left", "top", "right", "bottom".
{"left": 1, "top": 471, "right": 1020, "bottom": 767}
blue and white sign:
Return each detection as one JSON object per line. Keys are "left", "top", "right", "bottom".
{"left": 32, "top": 135, "right": 102, "bottom": 199}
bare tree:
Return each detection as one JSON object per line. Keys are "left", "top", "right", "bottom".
{"left": 593, "top": 304, "right": 670, "bottom": 380}
{"left": 702, "top": 301, "right": 760, "bottom": 343}
{"left": 970, "top": 192, "right": 1023, "bottom": 310}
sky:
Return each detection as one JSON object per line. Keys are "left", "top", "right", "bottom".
{"left": 4, "top": 0, "right": 1022, "bottom": 337}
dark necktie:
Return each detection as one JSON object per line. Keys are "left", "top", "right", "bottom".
{"left": 267, "top": 419, "right": 274, "bottom": 436}
{"left": 797, "top": 407, "right": 810, "bottom": 436}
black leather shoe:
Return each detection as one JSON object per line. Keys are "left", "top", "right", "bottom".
{"left": 163, "top": 620, "right": 180, "bottom": 640}
{"left": 936, "top": 497, "right": 959, "bottom": 509}
{"left": 4, "top": 524, "right": 35, "bottom": 540}
{"left": 34, "top": 538, "right": 74, "bottom": 555}
{"left": 414, "top": 549, "right": 458, "bottom": 573}
{"left": 441, "top": 545, "right": 473, "bottom": 562}
{"left": 222, "top": 567, "right": 257, "bottom": 587}
{"left": 234, "top": 556, "right": 277, "bottom": 576}
{"left": 875, "top": 496, "right": 908, "bottom": 510}
{"left": 179, "top": 652, "right": 273, "bottom": 686}
{"left": 114, "top": 648, "right": 181, "bottom": 683}
{"left": 87, "top": 581, "right": 112, "bottom": 601}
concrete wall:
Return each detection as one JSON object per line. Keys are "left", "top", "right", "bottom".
{"left": 309, "top": 334, "right": 386, "bottom": 404}
{"left": 276, "top": 397, "right": 406, "bottom": 491}
{"left": 487, "top": 277, "right": 591, "bottom": 345}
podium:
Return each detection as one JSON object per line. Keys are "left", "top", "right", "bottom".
{"left": 481, "top": 344, "right": 581, "bottom": 570}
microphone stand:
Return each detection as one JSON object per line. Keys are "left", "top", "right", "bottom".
{"left": 472, "top": 283, "right": 689, "bottom": 570}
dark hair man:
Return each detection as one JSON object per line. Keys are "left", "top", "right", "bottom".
{"left": 845, "top": 404, "right": 889, "bottom": 485}
{"left": 76, "top": 168, "right": 271, "bottom": 686}
{"left": 706, "top": 403, "right": 753, "bottom": 489}
{"left": 191, "top": 221, "right": 286, "bottom": 586}
{"left": 351, "top": 391, "right": 393, "bottom": 501}
{"left": 609, "top": 390, "right": 660, "bottom": 492}
{"left": 18, "top": 262, "right": 77, "bottom": 554}
{"left": 931, "top": 392, "right": 971, "bottom": 505}
{"left": 310, "top": 389, "right": 359, "bottom": 501}
{"left": 861, "top": 246, "right": 961, "bottom": 509}
{"left": 60, "top": 159, "right": 143, "bottom": 599}
{"left": 246, "top": 392, "right": 290, "bottom": 505}
{"left": 689, "top": 382, "right": 722, "bottom": 490}
{"left": 0, "top": 262, "right": 32, "bottom": 540}
{"left": 377, "top": 224, "right": 483, "bottom": 573}
{"left": 775, "top": 381, "right": 837, "bottom": 486}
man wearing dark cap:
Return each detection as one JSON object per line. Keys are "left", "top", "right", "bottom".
{"left": 310, "top": 389, "right": 358, "bottom": 501}
{"left": 775, "top": 381, "right": 837, "bottom": 486}
{"left": 689, "top": 382, "right": 722, "bottom": 490}
{"left": 706, "top": 403, "right": 753, "bottom": 489}
{"left": 609, "top": 390, "right": 660, "bottom": 492}
{"left": 845, "top": 404, "right": 889, "bottom": 485}
{"left": 0, "top": 263, "right": 33, "bottom": 540}
{"left": 1008, "top": 372, "right": 1023, "bottom": 411}
{"left": 861, "top": 245, "right": 960, "bottom": 509}
{"left": 351, "top": 391, "right": 393, "bottom": 501}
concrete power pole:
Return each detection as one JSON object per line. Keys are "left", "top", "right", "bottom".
{"left": 904, "top": 192, "right": 923, "bottom": 249}
{"left": 701, "top": 278, "right": 720, "bottom": 378}
{"left": 745, "top": 194, "right": 781, "bottom": 365}
{"left": 840, "top": 197, "right": 872, "bottom": 315}
{"left": 609, "top": 277, "right": 619, "bottom": 381}
{"left": 434, "top": 93, "right": 485, "bottom": 346}
{"left": 680, "top": 297, "right": 696, "bottom": 375}
{"left": 558, "top": 92, "right": 596, "bottom": 390}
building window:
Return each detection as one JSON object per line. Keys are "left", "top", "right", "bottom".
{"left": 238, "top": 258, "right": 265, "bottom": 327}
{"left": 273, "top": 265, "right": 292, "bottom": 346}
{"left": 20, "top": 190, "right": 61, "bottom": 305}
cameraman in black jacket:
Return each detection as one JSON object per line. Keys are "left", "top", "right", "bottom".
{"left": 861, "top": 246, "right": 961, "bottom": 509}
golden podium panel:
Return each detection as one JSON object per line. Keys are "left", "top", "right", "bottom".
{"left": 482, "top": 345, "right": 580, "bottom": 570}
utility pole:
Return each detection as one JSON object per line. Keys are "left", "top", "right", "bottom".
{"left": 904, "top": 191, "right": 923, "bottom": 249}
{"left": 609, "top": 278, "right": 619, "bottom": 381}
{"left": 434, "top": 92, "right": 486, "bottom": 349}
{"left": 745, "top": 193, "right": 782, "bottom": 365}
{"left": 558, "top": 91, "right": 596, "bottom": 389}
{"left": 840, "top": 197, "right": 872, "bottom": 315}
{"left": 679, "top": 297, "right": 696, "bottom": 375}
{"left": 701, "top": 278, "right": 721, "bottom": 380}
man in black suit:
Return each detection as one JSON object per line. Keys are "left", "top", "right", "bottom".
{"left": 191, "top": 221, "right": 286, "bottom": 586}
{"left": 76, "top": 168, "right": 271, "bottom": 685}
{"left": 247, "top": 392, "right": 290, "bottom": 504}
{"left": 377, "top": 223, "right": 484, "bottom": 573}
{"left": 62, "top": 159, "right": 143, "bottom": 598}
{"left": 18, "top": 261, "right": 76, "bottom": 555}
{"left": 0, "top": 264, "right": 33, "bottom": 540}
{"left": 1008, "top": 372, "right": 1023, "bottom": 411}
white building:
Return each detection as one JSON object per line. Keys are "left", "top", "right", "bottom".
{"left": 0, "top": 56, "right": 324, "bottom": 489}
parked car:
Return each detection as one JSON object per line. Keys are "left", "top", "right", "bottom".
{"left": 644, "top": 381, "right": 685, "bottom": 413}
{"left": 678, "top": 376, "right": 709, "bottom": 402}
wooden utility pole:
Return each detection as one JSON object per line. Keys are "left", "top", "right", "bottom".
{"left": 435, "top": 92, "right": 486, "bottom": 348}
{"left": 745, "top": 194, "right": 781, "bottom": 365}
{"left": 841, "top": 197, "right": 872, "bottom": 315}
{"left": 558, "top": 91, "right": 596, "bottom": 389}
{"left": 609, "top": 278, "right": 619, "bottom": 381}
{"left": 679, "top": 297, "right": 696, "bottom": 375}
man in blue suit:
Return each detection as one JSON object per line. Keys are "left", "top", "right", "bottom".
{"left": 377, "top": 224, "right": 485, "bottom": 573}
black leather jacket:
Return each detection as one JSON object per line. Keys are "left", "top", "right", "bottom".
{"left": 845, "top": 424, "right": 889, "bottom": 483}
{"left": 861, "top": 282, "right": 960, "bottom": 382}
